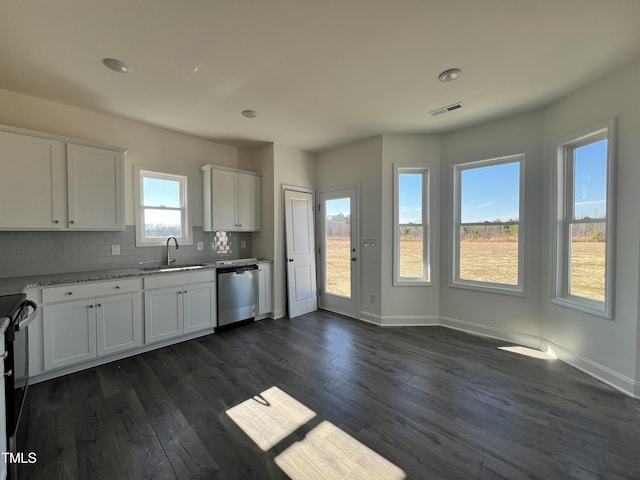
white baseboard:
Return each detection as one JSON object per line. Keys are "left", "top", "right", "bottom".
{"left": 359, "top": 311, "right": 439, "bottom": 327}
{"left": 359, "top": 311, "right": 383, "bottom": 325}
{"left": 539, "top": 338, "right": 639, "bottom": 399}
{"left": 439, "top": 316, "right": 542, "bottom": 350}
{"left": 380, "top": 314, "right": 440, "bottom": 327}
{"left": 439, "top": 315, "right": 638, "bottom": 399}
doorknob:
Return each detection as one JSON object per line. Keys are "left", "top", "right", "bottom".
{"left": 288, "top": 258, "right": 294, "bottom": 262}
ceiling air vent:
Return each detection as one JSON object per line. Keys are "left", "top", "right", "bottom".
{"left": 429, "top": 101, "right": 464, "bottom": 116}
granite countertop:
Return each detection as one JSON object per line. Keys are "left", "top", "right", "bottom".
{"left": 0, "top": 258, "right": 272, "bottom": 295}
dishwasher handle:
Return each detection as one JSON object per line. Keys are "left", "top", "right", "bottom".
{"left": 217, "top": 264, "right": 259, "bottom": 275}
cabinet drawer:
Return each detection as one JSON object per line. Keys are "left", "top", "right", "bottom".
{"left": 43, "top": 278, "right": 141, "bottom": 303}
{"left": 144, "top": 270, "right": 216, "bottom": 290}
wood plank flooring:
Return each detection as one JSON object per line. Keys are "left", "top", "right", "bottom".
{"left": 20, "top": 310, "right": 640, "bottom": 479}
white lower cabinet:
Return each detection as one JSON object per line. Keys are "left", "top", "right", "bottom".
{"left": 42, "top": 279, "right": 143, "bottom": 371}
{"left": 96, "top": 293, "right": 143, "bottom": 357}
{"left": 39, "top": 271, "right": 217, "bottom": 376}
{"left": 144, "top": 271, "right": 216, "bottom": 344}
{"left": 144, "top": 287, "right": 183, "bottom": 343}
{"left": 257, "top": 262, "right": 272, "bottom": 316}
{"left": 44, "top": 292, "right": 142, "bottom": 370}
{"left": 44, "top": 299, "right": 97, "bottom": 370}
{"left": 184, "top": 282, "right": 217, "bottom": 333}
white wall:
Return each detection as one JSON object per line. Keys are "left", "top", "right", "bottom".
{"left": 316, "top": 136, "right": 383, "bottom": 320}
{"left": 540, "top": 59, "right": 640, "bottom": 391}
{"left": 0, "top": 88, "right": 251, "bottom": 227}
{"left": 439, "top": 110, "right": 545, "bottom": 342}
{"left": 380, "top": 134, "right": 441, "bottom": 324}
{"left": 248, "top": 143, "right": 275, "bottom": 265}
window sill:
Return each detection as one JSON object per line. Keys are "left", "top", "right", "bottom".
{"left": 393, "top": 280, "right": 434, "bottom": 287}
{"left": 450, "top": 280, "right": 528, "bottom": 298}
{"left": 550, "top": 297, "right": 611, "bottom": 320}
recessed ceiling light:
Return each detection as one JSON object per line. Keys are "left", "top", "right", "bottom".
{"left": 438, "top": 68, "right": 461, "bottom": 82}
{"left": 241, "top": 110, "right": 257, "bottom": 118}
{"left": 102, "top": 58, "right": 129, "bottom": 74}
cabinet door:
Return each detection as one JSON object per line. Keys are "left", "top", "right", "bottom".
{"left": 0, "top": 130, "right": 66, "bottom": 229}
{"left": 44, "top": 300, "right": 97, "bottom": 370}
{"left": 67, "top": 143, "right": 124, "bottom": 230}
{"left": 258, "top": 264, "right": 272, "bottom": 316}
{"left": 96, "top": 293, "right": 143, "bottom": 357}
{"left": 211, "top": 169, "right": 238, "bottom": 230}
{"left": 237, "top": 173, "right": 261, "bottom": 231}
{"left": 183, "top": 282, "right": 216, "bottom": 334}
{"left": 144, "top": 288, "right": 183, "bottom": 344}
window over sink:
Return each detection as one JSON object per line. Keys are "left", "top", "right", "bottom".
{"left": 134, "top": 166, "right": 192, "bottom": 246}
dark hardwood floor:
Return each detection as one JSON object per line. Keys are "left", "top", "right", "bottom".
{"left": 20, "top": 310, "right": 640, "bottom": 479}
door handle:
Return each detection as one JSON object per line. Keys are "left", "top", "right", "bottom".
{"left": 288, "top": 258, "right": 294, "bottom": 262}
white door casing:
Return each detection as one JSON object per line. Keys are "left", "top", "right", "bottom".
{"left": 284, "top": 189, "right": 318, "bottom": 318}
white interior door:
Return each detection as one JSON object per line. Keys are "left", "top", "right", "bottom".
{"left": 318, "top": 188, "right": 358, "bottom": 318}
{"left": 284, "top": 189, "right": 318, "bottom": 318}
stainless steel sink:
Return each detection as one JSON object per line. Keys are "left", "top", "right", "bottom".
{"left": 139, "top": 264, "right": 207, "bottom": 273}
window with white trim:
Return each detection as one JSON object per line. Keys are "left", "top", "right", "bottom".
{"left": 135, "top": 167, "right": 191, "bottom": 246}
{"left": 453, "top": 155, "right": 525, "bottom": 292}
{"left": 393, "top": 166, "right": 430, "bottom": 285}
{"left": 553, "top": 124, "right": 614, "bottom": 316}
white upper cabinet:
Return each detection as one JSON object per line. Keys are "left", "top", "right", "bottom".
{"left": 67, "top": 143, "right": 124, "bottom": 230}
{"left": 0, "top": 125, "right": 125, "bottom": 231}
{"left": 202, "top": 165, "right": 261, "bottom": 232}
{"left": 209, "top": 168, "right": 238, "bottom": 230}
{"left": 0, "top": 130, "right": 67, "bottom": 229}
{"left": 237, "top": 173, "right": 261, "bottom": 231}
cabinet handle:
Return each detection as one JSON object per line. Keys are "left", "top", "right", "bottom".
{"left": 183, "top": 290, "right": 188, "bottom": 293}
{"left": 54, "top": 220, "right": 59, "bottom": 224}
{"left": 89, "top": 305, "right": 94, "bottom": 309}
{"left": 97, "top": 303, "right": 103, "bottom": 307}
{"left": 4, "top": 370, "right": 12, "bottom": 377}
{"left": 177, "top": 291, "right": 182, "bottom": 295}
{"left": 66, "top": 292, "right": 73, "bottom": 296}
{"left": 70, "top": 220, "right": 75, "bottom": 224}
{"left": 115, "top": 285, "right": 120, "bottom": 289}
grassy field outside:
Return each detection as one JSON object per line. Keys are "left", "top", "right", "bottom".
{"left": 324, "top": 237, "right": 606, "bottom": 301}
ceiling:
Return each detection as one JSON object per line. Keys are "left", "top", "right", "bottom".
{"left": 1, "top": 0, "right": 639, "bottom": 153}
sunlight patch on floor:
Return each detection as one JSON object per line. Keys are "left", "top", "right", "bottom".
{"left": 499, "top": 345, "right": 557, "bottom": 360}
{"left": 226, "top": 386, "right": 406, "bottom": 479}
{"left": 275, "top": 421, "right": 406, "bottom": 480}
{"left": 226, "top": 386, "right": 316, "bottom": 451}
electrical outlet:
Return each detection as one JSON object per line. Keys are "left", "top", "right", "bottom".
{"left": 197, "top": 242, "right": 204, "bottom": 251}
{"left": 111, "top": 244, "right": 120, "bottom": 256}
{"left": 369, "top": 294, "right": 376, "bottom": 304}
{"left": 241, "top": 240, "right": 246, "bottom": 249}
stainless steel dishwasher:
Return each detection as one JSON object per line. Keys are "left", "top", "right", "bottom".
{"left": 216, "top": 264, "right": 258, "bottom": 327}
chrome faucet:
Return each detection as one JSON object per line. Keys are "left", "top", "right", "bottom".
{"left": 166, "top": 236, "right": 179, "bottom": 265}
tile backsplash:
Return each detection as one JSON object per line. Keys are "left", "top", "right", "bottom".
{"left": 0, "top": 226, "right": 252, "bottom": 278}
